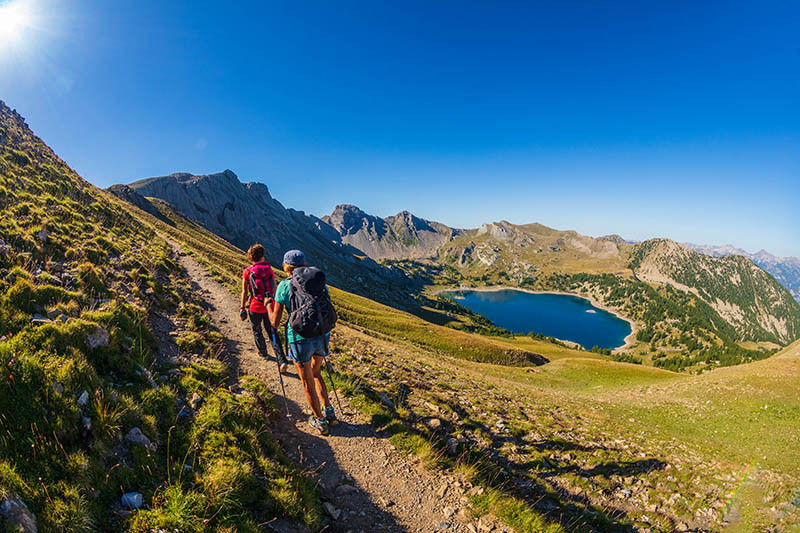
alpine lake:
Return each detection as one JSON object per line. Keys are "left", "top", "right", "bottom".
{"left": 442, "top": 288, "right": 632, "bottom": 350}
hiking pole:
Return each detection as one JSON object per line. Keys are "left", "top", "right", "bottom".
{"left": 268, "top": 324, "right": 290, "bottom": 418}
{"left": 323, "top": 336, "right": 344, "bottom": 416}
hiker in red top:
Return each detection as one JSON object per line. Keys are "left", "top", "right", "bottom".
{"left": 240, "top": 244, "right": 289, "bottom": 372}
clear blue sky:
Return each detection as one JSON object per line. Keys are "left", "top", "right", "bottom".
{"left": 1, "top": 0, "right": 798, "bottom": 256}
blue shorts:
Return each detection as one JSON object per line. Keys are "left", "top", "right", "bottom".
{"left": 287, "top": 334, "right": 329, "bottom": 364}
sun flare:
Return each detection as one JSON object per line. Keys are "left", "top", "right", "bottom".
{"left": 0, "top": 0, "right": 33, "bottom": 47}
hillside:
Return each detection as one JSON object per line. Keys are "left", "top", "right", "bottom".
{"left": 121, "top": 171, "right": 417, "bottom": 309}
{"left": 322, "top": 204, "right": 460, "bottom": 260}
{"left": 118, "top": 193, "right": 800, "bottom": 532}
{"left": 0, "top": 101, "right": 322, "bottom": 531}
{"left": 630, "top": 239, "right": 800, "bottom": 344}
{"left": 686, "top": 242, "right": 800, "bottom": 303}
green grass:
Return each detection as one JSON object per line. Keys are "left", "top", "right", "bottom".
{"left": 0, "top": 101, "right": 322, "bottom": 531}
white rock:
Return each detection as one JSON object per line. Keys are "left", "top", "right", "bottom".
{"left": 425, "top": 417, "right": 442, "bottom": 429}
{"left": 121, "top": 492, "right": 143, "bottom": 509}
{"left": 77, "top": 390, "right": 89, "bottom": 406}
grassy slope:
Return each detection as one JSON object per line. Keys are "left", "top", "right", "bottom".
{"left": 138, "top": 196, "right": 800, "bottom": 531}
{"left": 0, "top": 102, "right": 320, "bottom": 531}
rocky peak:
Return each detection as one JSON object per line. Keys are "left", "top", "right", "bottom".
{"left": 324, "top": 204, "right": 385, "bottom": 237}
{"left": 599, "top": 234, "right": 627, "bottom": 245}
{"left": 322, "top": 205, "right": 458, "bottom": 260}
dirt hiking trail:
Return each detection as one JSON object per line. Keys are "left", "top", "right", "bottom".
{"left": 169, "top": 241, "right": 508, "bottom": 533}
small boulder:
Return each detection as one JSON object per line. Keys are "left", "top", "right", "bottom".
{"left": 446, "top": 438, "right": 459, "bottom": 455}
{"left": 322, "top": 502, "right": 341, "bottom": 520}
{"left": 86, "top": 327, "right": 109, "bottom": 350}
{"left": 425, "top": 418, "right": 442, "bottom": 429}
{"left": 120, "top": 492, "right": 143, "bottom": 509}
{"left": 77, "top": 390, "right": 90, "bottom": 406}
{"left": 0, "top": 494, "right": 38, "bottom": 532}
{"left": 30, "top": 315, "right": 51, "bottom": 325}
{"left": 335, "top": 484, "right": 357, "bottom": 497}
{"left": 52, "top": 382, "right": 64, "bottom": 396}
{"left": 125, "top": 427, "right": 155, "bottom": 451}
{"left": 36, "top": 229, "right": 48, "bottom": 243}
{"left": 378, "top": 391, "right": 394, "bottom": 409}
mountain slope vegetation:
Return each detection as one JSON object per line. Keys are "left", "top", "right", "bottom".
{"left": 0, "top": 101, "right": 321, "bottom": 531}
{"left": 686, "top": 242, "right": 800, "bottom": 303}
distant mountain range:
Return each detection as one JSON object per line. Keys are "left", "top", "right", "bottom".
{"left": 325, "top": 206, "right": 799, "bottom": 344}
{"left": 322, "top": 204, "right": 460, "bottom": 260}
{"left": 113, "top": 173, "right": 800, "bottom": 349}
{"left": 684, "top": 243, "right": 800, "bottom": 303}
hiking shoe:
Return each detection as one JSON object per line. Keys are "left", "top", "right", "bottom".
{"left": 324, "top": 405, "right": 338, "bottom": 425}
{"left": 308, "top": 415, "right": 329, "bottom": 435}
{"left": 279, "top": 363, "right": 289, "bottom": 373}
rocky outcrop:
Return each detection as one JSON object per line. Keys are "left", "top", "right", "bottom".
{"left": 122, "top": 171, "right": 417, "bottom": 307}
{"left": 107, "top": 184, "right": 168, "bottom": 222}
{"left": 322, "top": 204, "right": 460, "bottom": 260}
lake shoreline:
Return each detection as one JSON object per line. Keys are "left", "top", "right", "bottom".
{"left": 431, "top": 285, "right": 639, "bottom": 351}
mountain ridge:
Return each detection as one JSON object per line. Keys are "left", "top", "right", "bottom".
{"left": 119, "top": 171, "right": 800, "bottom": 363}
{"left": 120, "top": 170, "right": 419, "bottom": 308}
{"left": 685, "top": 242, "right": 800, "bottom": 302}
{"left": 321, "top": 203, "right": 461, "bottom": 260}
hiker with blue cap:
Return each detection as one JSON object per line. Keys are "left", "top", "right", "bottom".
{"left": 269, "top": 249, "right": 339, "bottom": 435}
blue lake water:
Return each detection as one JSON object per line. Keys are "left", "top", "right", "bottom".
{"left": 443, "top": 289, "right": 631, "bottom": 350}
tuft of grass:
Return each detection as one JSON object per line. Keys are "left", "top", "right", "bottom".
{"left": 472, "top": 488, "right": 567, "bottom": 533}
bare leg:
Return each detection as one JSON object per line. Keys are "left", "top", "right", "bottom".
{"left": 311, "top": 354, "right": 330, "bottom": 408}
{"left": 295, "top": 361, "right": 322, "bottom": 418}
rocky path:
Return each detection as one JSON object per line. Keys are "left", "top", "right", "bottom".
{"left": 168, "top": 241, "right": 498, "bottom": 533}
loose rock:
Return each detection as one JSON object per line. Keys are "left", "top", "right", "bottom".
{"left": 86, "top": 327, "right": 109, "bottom": 350}
{"left": 0, "top": 494, "right": 38, "bottom": 532}
{"left": 335, "top": 484, "right": 358, "bottom": 496}
{"left": 77, "top": 390, "right": 89, "bottom": 406}
{"left": 322, "top": 502, "right": 341, "bottom": 520}
{"left": 125, "top": 427, "right": 156, "bottom": 451}
{"left": 425, "top": 417, "right": 442, "bottom": 429}
{"left": 121, "top": 492, "right": 143, "bottom": 509}
{"left": 378, "top": 391, "right": 394, "bottom": 409}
